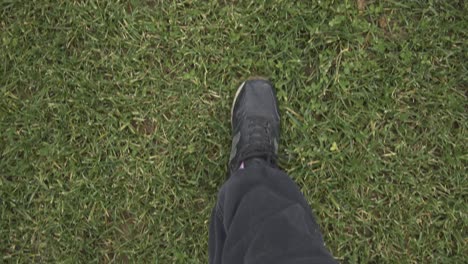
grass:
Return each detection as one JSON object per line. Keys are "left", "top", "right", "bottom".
{"left": 0, "top": 0, "right": 466, "bottom": 262}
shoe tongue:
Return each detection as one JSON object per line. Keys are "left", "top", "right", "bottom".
{"left": 243, "top": 157, "right": 269, "bottom": 168}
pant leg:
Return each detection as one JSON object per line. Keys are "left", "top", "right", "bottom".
{"left": 209, "top": 159, "right": 337, "bottom": 264}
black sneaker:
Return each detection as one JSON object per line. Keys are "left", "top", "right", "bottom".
{"left": 228, "top": 79, "right": 280, "bottom": 175}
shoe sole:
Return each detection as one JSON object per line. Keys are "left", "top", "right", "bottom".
{"left": 231, "top": 81, "right": 246, "bottom": 127}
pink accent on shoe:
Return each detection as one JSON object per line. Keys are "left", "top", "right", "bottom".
{"left": 239, "top": 162, "right": 245, "bottom": 169}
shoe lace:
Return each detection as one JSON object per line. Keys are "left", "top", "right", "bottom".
{"left": 237, "top": 116, "right": 277, "bottom": 166}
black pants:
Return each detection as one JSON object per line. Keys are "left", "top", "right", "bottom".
{"left": 209, "top": 159, "right": 337, "bottom": 264}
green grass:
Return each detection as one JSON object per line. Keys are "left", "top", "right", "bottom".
{"left": 1, "top": 0, "right": 466, "bottom": 262}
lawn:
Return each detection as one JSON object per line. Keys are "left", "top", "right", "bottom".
{"left": 1, "top": 0, "right": 466, "bottom": 263}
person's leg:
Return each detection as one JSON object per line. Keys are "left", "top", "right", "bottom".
{"left": 209, "top": 79, "right": 336, "bottom": 264}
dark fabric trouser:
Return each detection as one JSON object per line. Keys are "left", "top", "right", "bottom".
{"left": 209, "top": 159, "right": 337, "bottom": 264}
